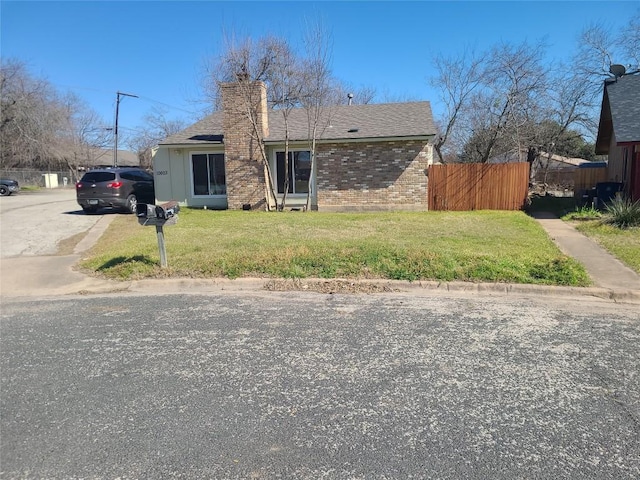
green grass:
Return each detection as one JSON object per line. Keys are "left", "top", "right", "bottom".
{"left": 79, "top": 209, "right": 590, "bottom": 286}
{"left": 573, "top": 220, "right": 640, "bottom": 274}
{"left": 561, "top": 205, "right": 603, "bottom": 221}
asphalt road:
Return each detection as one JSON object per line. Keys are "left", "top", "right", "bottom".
{"left": 2, "top": 291, "right": 639, "bottom": 478}
{"left": 0, "top": 189, "right": 112, "bottom": 258}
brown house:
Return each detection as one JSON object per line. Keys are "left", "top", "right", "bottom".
{"left": 595, "top": 72, "right": 640, "bottom": 201}
{"left": 153, "top": 80, "right": 436, "bottom": 211}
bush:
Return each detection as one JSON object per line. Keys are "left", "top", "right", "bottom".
{"left": 602, "top": 197, "right": 640, "bottom": 229}
{"left": 562, "top": 205, "right": 602, "bottom": 221}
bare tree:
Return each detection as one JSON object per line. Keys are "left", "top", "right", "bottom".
{"left": 1, "top": 59, "right": 66, "bottom": 169}
{"left": 573, "top": 15, "right": 640, "bottom": 101}
{"left": 129, "top": 107, "right": 186, "bottom": 169}
{"left": 332, "top": 83, "right": 376, "bottom": 105}
{"left": 268, "top": 40, "right": 304, "bottom": 210}
{"left": 58, "top": 93, "right": 112, "bottom": 180}
{"left": 209, "top": 35, "right": 296, "bottom": 209}
{"left": 0, "top": 59, "right": 111, "bottom": 176}
{"left": 619, "top": 14, "right": 640, "bottom": 68}
{"left": 207, "top": 27, "right": 339, "bottom": 211}
{"left": 429, "top": 49, "right": 486, "bottom": 163}
{"left": 456, "top": 41, "right": 549, "bottom": 164}
{"left": 430, "top": 40, "right": 549, "bottom": 164}
{"left": 300, "top": 19, "right": 334, "bottom": 211}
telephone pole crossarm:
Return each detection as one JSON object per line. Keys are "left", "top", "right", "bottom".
{"left": 113, "top": 91, "right": 139, "bottom": 167}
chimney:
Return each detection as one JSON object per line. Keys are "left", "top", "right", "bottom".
{"left": 220, "top": 78, "right": 269, "bottom": 210}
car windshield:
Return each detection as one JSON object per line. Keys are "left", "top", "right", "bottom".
{"left": 81, "top": 172, "right": 116, "bottom": 183}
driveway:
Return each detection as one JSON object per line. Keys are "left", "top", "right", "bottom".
{"left": 0, "top": 188, "right": 106, "bottom": 258}
{"left": 0, "top": 189, "right": 120, "bottom": 297}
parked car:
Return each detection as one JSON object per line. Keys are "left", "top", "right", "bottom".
{"left": 76, "top": 167, "right": 155, "bottom": 214}
{"left": 0, "top": 178, "right": 20, "bottom": 196}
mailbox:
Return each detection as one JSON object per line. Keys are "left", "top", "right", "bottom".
{"left": 137, "top": 201, "right": 180, "bottom": 220}
{"left": 136, "top": 203, "right": 157, "bottom": 218}
{"left": 137, "top": 201, "right": 180, "bottom": 226}
{"left": 136, "top": 201, "right": 180, "bottom": 267}
{"left": 157, "top": 200, "right": 180, "bottom": 219}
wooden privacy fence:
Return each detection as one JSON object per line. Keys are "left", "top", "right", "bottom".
{"left": 428, "top": 162, "right": 530, "bottom": 211}
{"left": 573, "top": 166, "right": 608, "bottom": 200}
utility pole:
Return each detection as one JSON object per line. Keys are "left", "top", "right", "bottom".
{"left": 113, "top": 91, "right": 138, "bottom": 167}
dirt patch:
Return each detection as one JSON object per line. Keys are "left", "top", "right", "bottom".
{"left": 56, "top": 231, "right": 88, "bottom": 255}
{"left": 264, "top": 278, "right": 401, "bottom": 294}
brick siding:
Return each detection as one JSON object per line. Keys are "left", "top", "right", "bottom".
{"left": 315, "top": 140, "right": 431, "bottom": 211}
{"left": 221, "top": 81, "right": 268, "bottom": 210}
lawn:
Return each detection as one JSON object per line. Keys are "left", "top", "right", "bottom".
{"left": 572, "top": 220, "right": 640, "bottom": 274}
{"left": 78, "top": 209, "right": 590, "bottom": 286}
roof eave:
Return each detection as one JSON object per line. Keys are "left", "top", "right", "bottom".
{"left": 595, "top": 87, "right": 612, "bottom": 155}
{"left": 264, "top": 134, "right": 435, "bottom": 145}
{"left": 158, "top": 142, "right": 224, "bottom": 148}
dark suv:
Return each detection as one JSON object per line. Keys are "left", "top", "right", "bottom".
{"left": 0, "top": 178, "right": 20, "bottom": 196}
{"left": 76, "top": 167, "right": 155, "bottom": 214}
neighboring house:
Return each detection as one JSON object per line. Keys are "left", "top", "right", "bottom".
{"left": 595, "top": 72, "right": 640, "bottom": 201}
{"left": 83, "top": 148, "right": 140, "bottom": 170}
{"left": 153, "top": 80, "right": 436, "bottom": 211}
{"left": 488, "top": 149, "right": 588, "bottom": 187}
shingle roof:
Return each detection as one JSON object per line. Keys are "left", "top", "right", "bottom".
{"left": 160, "top": 113, "right": 225, "bottom": 146}
{"left": 487, "top": 149, "right": 588, "bottom": 167}
{"left": 596, "top": 74, "right": 640, "bottom": 154}
{"left": 159, "top": 101, "right": 436, "bottom": 146}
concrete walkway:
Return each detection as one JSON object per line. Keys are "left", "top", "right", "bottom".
{"left": 531, "top": 212, "right": 640, "bottom": 291}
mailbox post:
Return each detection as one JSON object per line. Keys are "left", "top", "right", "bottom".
{"left": 136, "top": 200, "right": 180, "bottom": 268}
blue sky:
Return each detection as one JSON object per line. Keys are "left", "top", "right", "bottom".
{"left": 2, "top": 1, "right": 638, "bottom": 141}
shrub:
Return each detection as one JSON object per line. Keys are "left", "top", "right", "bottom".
{"left": 602, "top": 197, "right": 640, "bottom": 229}
{"left": 562, "top": 205, "right": 602, "bottom": 221}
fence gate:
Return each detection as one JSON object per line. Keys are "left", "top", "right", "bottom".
{"left": 428, "top": 162, "right": 530, "bottom": 211}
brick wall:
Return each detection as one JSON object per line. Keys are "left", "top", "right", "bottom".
{"left": 316, "top": 140, "right": 431, "bottom": 211}
{"left": 221, "top": 80, "right": 268, "bottom": 210}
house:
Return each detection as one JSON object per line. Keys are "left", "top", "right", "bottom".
{"left": 79, "top": 148, "right": 140, "bottom": 170}
{"left": 595, "top": 72, "right": 640, "bottom": 201}
{"left": 153, "top": 80, "right": 436, "bottom": 211}
{"left": 488, "top": 149, "right": 588, "bottom": 188}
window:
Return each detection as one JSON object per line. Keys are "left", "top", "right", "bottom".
{"left": 121, "top": 170, "right": 154, "bottom": 182}
{"left": 192, "top": 153, "right": 226, "bottom": 195}
{"left": 81, "top": 172, "right": 116, "bottom": 183}
{"left": 276, "top": 150, "right": 311, "bottom": 194}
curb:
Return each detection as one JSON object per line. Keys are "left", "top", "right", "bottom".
{"left": 4, "top": 274, "right": 639, "bottom": 305}
{"left": 117, "top": 277, "right": 640, "bottom": 304}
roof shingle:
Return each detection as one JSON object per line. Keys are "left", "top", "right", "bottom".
{"left": 160, "top": 101, "right": 436, "bottom": 146}
{"left": 596, "top": 74, "right": 640, "bottom": 153}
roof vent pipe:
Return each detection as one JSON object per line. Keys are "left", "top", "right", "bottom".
{"left": 347, "top": 93, "right": 354, "bottom": 105}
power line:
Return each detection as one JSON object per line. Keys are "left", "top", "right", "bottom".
{"left": 51, "top": 82, "right": 203, "bottom": 116}
{"left": 135, "top": 95, "right": 202, "bottom": 116}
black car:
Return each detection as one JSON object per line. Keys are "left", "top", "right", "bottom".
{"left": 0, "top": 178, "right": 20, "bottom": 196}
{"left": 76, "top": 168, "right": 155, "bottom": 214}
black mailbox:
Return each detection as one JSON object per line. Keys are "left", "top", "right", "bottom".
{"left": 136, "top": 201, "right": 180, "bottom": 268}
{"left": 136, "top": 203, "right": 158, "bottom": 218}
{"left": 157, "top": 200, "right": 180, "bottom": 219}
{"left": 137, "top": 201, "right": 180, "bottom": 227}
{"left": 137, "top": 201, "right": 180, "bottom": 219}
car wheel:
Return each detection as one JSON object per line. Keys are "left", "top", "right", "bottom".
{"left": 82, "top": 206, "right": 98, "bottom": 214}
{"left": 0, "top": 186, "right": 8, "bottom": 196}
{"left": 125, "top": 194, "right": 137, "bottom": 214}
